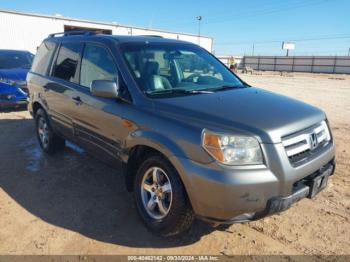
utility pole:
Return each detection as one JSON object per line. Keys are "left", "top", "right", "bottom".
{"left": 286, "top": 49, "right": 289, "bottom": 57}
{"left": 348, "top": 47, "right": 350, "bottom": 56}
{"left": 252, "top": 44, "right": 255, "bottom": 56}
{"left": 196, "top": 16, "right": 202, "bottom": 45}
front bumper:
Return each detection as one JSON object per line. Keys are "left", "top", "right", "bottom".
{"left": 0, "top": 99, "right": 28, "bottom": 109}
{"left": 169, "top": 141, "right": 336, "bottom": 223}
{"left": 203, "top": 160, "right": 335, "bottom": 225}
{"left": 198, "top": 184, "right": 311, "bottom": 225}
{"left": 256, "top": 160, "right": 334, "bottom": 217}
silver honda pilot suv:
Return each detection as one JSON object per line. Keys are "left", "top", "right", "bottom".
{"left": 27, "top": 32, "right": 336, "bottom": 236}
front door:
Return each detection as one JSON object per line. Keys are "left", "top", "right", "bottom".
{"left": 72, "top": 43, "right": 125, "bottom": 161}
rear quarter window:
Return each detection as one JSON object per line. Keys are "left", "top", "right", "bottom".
{"left": 31, "top": 41, "right": 56, "bottom": 75}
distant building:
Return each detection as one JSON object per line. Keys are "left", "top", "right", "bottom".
{"left": 0, "top": 9, "right": 213, "bottom": 53}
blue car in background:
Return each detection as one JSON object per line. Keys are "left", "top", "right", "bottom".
{"left": 0, "top": 50, "right": 34, "bottom": 110}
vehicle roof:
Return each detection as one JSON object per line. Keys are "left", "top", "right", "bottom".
{"left": 45, "top": 34, "right": 195, "bottom": 46}
{"left": 0, "top": 49, "right": 32, "bottom": 54}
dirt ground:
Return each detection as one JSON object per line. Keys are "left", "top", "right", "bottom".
{"left": 0, "top": 72, "right": 349, "bottom": 255}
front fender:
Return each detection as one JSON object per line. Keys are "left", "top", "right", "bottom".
{"left": 122, "top": 128, "right": 195, "bottom": 193}
{"left": 122, "top": 129, "right": 187, "bottom": 162}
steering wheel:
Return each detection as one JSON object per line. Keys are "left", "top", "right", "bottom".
{"left": 183, "top": 73, "right": 201, "bottom": 83}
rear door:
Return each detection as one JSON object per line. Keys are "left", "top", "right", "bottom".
{"left": 44, "top": 42, "right": 83, "bottom": 139}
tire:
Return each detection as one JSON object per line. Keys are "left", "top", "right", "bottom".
{"left": 35, "top": 108, "right": 65, "bottom": 154}
{"left": 134, "top": 154, "right": 194, "bottom": 237}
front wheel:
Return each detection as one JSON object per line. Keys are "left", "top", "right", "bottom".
{"left": 134, "top": 155, "right": 194, "bottom": 236}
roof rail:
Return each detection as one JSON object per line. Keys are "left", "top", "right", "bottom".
{"left": 49, "top": 30, "right": 97, "bottom": 38}
{"left": 139, "top": 35, "right": 163, "bottom": 38}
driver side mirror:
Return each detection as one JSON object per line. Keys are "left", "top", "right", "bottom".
{"left": 90, "top": 79, "right": 119, "bottom": 98}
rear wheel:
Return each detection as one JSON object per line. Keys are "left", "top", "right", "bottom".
{"left": 35, "top": 108, "right": 65, "bottom": 154}
{"left": 134, "top": 155, "right": 194, "bottom": 236}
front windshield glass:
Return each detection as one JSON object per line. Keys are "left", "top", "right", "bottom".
{"left": 0, "top": 52, "right": 34, "bottom": 70}
{"left": 121, "top": 43, "right": 245, "bottom": 97}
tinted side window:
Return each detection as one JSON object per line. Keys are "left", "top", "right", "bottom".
{"left": 31, "top": 41, "right": 56, "bottom": 75}
{"left": 52, "top": 42, "right": 83, "bottom": 82}
{"left": 80, "top": 44, "right": 117, "bottom": 88}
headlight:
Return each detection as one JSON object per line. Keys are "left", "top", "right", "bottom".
{"left": 320, "top": 120, "right": 331, "bottom": 142}
{"left": 202, "top": 130, "right": 263, "bottom": 165}
{"left": 18, "top": 88, "right": 27, "bottom": 95}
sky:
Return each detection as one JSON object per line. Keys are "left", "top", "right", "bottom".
{"left": 0, "top": 0, "right": 349, "bottom": 56}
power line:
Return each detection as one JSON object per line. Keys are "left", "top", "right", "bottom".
{"left": 202, "top": 0, "right": 327, "bottom": 25}
{"left": 212, "top": 0, "right": 310, "bottom": 22}
{"left": 162, "top": 0, "right": 328, "bottom": 27}
{"left": 153, "top": 1, "right": 300, "bottom": 25}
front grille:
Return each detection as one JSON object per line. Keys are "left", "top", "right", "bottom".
{"left": 282, "top": 121, "right": 331, "bottom": 165}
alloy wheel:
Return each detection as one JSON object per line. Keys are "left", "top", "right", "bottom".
{"left": 38, "top": 117, "right": 49, "bottom": 148}
{"left": 140, "top": 166, "right": 173, "bottom": 220}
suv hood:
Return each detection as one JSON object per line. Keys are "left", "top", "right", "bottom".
{"left": 153, "top": 87, "right": 325, "bottom": 143}
{"left": 0, "top": 68, "right": 29, "bottom": 81}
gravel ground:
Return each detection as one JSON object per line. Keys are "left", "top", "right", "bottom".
{"left": 0, "top": 72, "right": 349, "bottom": 255}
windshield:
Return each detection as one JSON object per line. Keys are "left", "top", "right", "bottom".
{"left": 0, "top": 52, "right": 34, "bottom": 70}
{"left": 121, "top": 43, "right": 245, "bottom": 97}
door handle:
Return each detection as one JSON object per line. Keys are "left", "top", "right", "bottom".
{"left": 72, "top": 96, "right": 81, "bottom": 101}
{"left": 72, "top": 96, "right": 82, "bottom": 105}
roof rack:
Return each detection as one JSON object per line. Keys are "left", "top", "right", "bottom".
{"left": 49, "top": 30, "right": 97, "bottom": 38}
{"left": 139, "top": 35, "right": 163, "bottom": 38}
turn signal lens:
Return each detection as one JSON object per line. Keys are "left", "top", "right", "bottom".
{"left": 203, "top": 132, "right": 224, "bottom": 162}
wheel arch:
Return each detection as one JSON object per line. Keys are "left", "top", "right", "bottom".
{"left": 32, "top": 101, "right": 44, "bottom": 116}
{"left": 123, "top": 134, "right": 188, "bottom": 187}
{"left": 125, "top": 145, "right": 161, "bottom": 192}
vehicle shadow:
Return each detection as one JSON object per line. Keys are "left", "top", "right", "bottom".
{"left": 0, "top": 118, "right": 219, "bottom": 248}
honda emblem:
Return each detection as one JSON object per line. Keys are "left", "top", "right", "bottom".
{"left": 309, "top": 132, "right": 318, "bottom": 150}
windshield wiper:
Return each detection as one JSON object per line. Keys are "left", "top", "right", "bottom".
{"left": 208, "top": 84, "right": 245, "bottom": 92}
{"left": 146, "top": 88, "right": 213, "bottom": 96}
